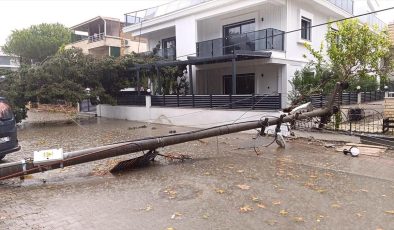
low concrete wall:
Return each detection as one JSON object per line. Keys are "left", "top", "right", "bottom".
{"left": 97, "top": 104, "right": 281, "bottom": 128}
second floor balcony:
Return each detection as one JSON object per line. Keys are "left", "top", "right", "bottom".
{"left": 196, "top": 28, "right": 285, "bottom": 58}
{"left": 141, "top": 47, "right": 176, "bottom": 61}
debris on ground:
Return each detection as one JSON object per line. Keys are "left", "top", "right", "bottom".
{"left": 324, "top": 143, "right": 336, "bottom": 148}
{"left": 128, "top": 125, "right": 147, "bottom": 130}
{"left": 169, "top": 130, "right": 177, "bottom": 134}
{"left": 336, "top": 143, "right": 387, "bottom": 157}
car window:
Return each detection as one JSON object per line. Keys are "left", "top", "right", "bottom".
{"left": 0, "top": 101, "right": 13, "bottom": 120}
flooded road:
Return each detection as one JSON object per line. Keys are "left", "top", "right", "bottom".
{"left": 1, "top": 117, "right": 393, "bottom": 229}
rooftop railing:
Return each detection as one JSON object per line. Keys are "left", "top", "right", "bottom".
{"left": 327, "top": 0, "right": 353, "bottom": 14}
{"left": 124, "top": 0, "right": 212, "bottom": 26}
{"left": 196, "top": 28, "right": 285, "bottom": 58}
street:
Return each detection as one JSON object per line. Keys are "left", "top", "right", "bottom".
{"left": 0, "top": 117, "right": 393, "bottom": 230}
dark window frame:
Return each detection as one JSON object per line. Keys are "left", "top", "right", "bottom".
{"left": 222, "top": 19, "right": 256, "bottom": 54}
{"left": 301, "top": 17, "right": 312, "bottom": 41}
{"left": 162, "top": 37, "right": 176, "bottom": 59}
{"left": 223, "top": 73, "right": 255, "bottom": 95}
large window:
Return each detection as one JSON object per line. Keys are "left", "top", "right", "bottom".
{"left": 162, "top": 37, "right": 176, "bottom": 59}
{"left": 223, "top": 19, "right": 255, "bottom": 54}
{"left": 223, "top": 73, "right": 255, "bottom": 95}
{"left": 301, "top": 17, "right": 312, "bottom": 41}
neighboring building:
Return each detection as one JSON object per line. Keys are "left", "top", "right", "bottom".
{"left": 0, "top": 47, "right": 19, "bottom": 71}
{"left": 123, "top": 0, "right": 386, "bottom": 108}
{"left": 65, "top": 16, "right": 147, "bottom": 58}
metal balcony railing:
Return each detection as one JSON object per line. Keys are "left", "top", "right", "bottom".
{"left": 327, "top": 0, "right": 353, "bottom": 14}
{"left": 88, "top": 33, "right": 105, "bottom": 43}
{"left": 196, "top": 28, "right": 285, "bottom": 58}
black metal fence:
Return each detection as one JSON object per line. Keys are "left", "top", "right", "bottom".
{"left": 310, "top": 91, "right": 385, "bottom": 108}
{"left": 294, "top": 108, "right": 385, "bottom": 134}
{"left": 117, "top": 95, "right": 146, "bottom": 106}
{"left": 117, "top": 94, "right": 282, "bottom": 110}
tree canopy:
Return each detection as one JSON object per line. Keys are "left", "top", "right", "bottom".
{"left": 289, "top": 19, "right": 393, "bottom": 105}
{"left": 3, "top": 23, "right": 71, "bottom": 64}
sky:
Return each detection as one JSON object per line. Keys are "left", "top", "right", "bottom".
{"left": 1, "top": 0, "right": 394, "bottom": 46}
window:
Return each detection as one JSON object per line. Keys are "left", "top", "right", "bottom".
{"left": 223, "top": 73, "right": 255, "bottom": 94}
{"left": 162, "top": 37, "right": 176, "bottom": 59}
{"left": 330, "top": 27, "right": 340, "bottom": 43}
{"left": 301, "top": 17, "right": 311, "bottom": 41}
{"left": 0, "top": 101, "right": 13, "bottom": 121}
{"left": 223, "top": 19, "right": 255, "bottom": 54}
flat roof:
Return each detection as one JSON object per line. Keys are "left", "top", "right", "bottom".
{"left": 128, "top": 50, "right": 272, "bottom": 71}
{"left": 70, "top": 16, "right": 120, "bottom": 32}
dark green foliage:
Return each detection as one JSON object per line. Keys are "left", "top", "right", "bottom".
{"left": 3, "top": 23, "right": 71, "bottom": 64}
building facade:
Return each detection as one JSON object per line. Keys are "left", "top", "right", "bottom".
{"left": 0, "top": 47, "right": 19, "bottom": 71}
{"left": 123, "top": 0, "right": 385, "bottom": 108}
{"left": 65, "top": 16, "right": 147, "bottom": 58}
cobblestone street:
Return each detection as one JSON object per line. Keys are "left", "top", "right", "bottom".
{"left": 1, "top": 117, "right": 394, "bottom": 229}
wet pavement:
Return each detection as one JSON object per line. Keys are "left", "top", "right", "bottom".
{"left": 1, "top": 117, "right": 394, "bottom": 229}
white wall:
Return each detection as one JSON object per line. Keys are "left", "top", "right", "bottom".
{"left": 196, "top": 3, "right": 286, "bottom": 42}
{"left": 285, "top": 0, "right": 340, "bottom": 62}
{"left": 97, "top": 104, "right": 281, "bottom": 128}
{"left": 195, "top": 63, "right": 282, "bottom": 95}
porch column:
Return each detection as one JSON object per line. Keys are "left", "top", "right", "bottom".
{"left": 232, "top": 58, "right": 236, "bottom": 95}
{"left": 136, "top": 68, "right": 140, "bottom": 96}
{"left": 188, "top": 64, "right": 193, "bottom": 95}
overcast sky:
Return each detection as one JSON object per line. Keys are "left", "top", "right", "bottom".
{"left": 1, "top": 0, "right": 394, "bottom": 46}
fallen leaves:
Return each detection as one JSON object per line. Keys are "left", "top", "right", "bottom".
{"left": 331, "top": 203, "right": 341, "bottom": 208}
{"left": 163, "top": 188, "right": 177, "bottom": 199}
{"left": 237, "top": 184, "right": 250, "bottom": 190}
{"left": 293, "top": 216, "right": 304, "bottom": 222}
{"left": 239, "top": 205, "right": 253, "bottom": 213}
{"left": 215, "top": 188, "right": 225, "bottom": 194}
{"left": 272, "top": 200, "right": 281, "bottom": 206}
{"left": 171, "top": 212, "right": 182, "bottom": 219}
{"left": 257, "top": 203, "right": 266, "bottom": 209}
{"left": 279, "top": 209, "right": 289, "bottom": 216}
{"left": 385, "top": 210, "right": 394, "bottom": 214}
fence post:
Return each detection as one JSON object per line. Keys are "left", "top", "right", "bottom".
{"left": 177, "top": 93, "right": 180, "bottom": 107}
{"left": 229, "top": 94, "right": 232, "bottom": 109}
{"left": 320, "top": 94, "right": 323, "bottom": 108}
{"left": 210, "top": 94, "right": 213, "bottom": 108}
{"left": 252, "top": 93, "right": 255, "bottom": 110}
{"left": 145, "top": 95, "right": 151, "bottom": 108}
{"left": 192, "top": 94, "right": 195, "bottom": 108}
{"left": 163, "top": 94, "right": 166, "bottom": 106}
{"left": 278, "top": 93, "right": 282, "bottom": 109}
{"left": 357, "top": 92, "right": 361, "bottom": 104}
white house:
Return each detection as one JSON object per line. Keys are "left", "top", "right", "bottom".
{"left": 0, "top": 47, "right": 19, "bottom": 71}
{"left": 121, "top": 0, "right": 385, "bottom": 109}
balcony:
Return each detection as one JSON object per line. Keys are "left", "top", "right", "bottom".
{"left": 327, "top": 0, "right": 353, "bottom": 14}
{"left": 141, "top": 47, "right": 176, "bottom": 61}
{"left": 196, "top": 28, "right": 284, "bottom": 58}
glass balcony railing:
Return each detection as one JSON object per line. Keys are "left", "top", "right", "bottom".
{"left": 327, "top": 0, "right": 353, "bottom": 14}
{"left": 124, "top": 0, "right": 212, "bottom": 26}
{"left": 196, "top": 28, "right": 285, "bottom": 58}
{"left": 141, "top": 47, "right": 176, "bottom": 61}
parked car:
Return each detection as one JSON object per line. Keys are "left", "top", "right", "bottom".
{"left": 0, "top": 97, "right": 20, "bottom": 160}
